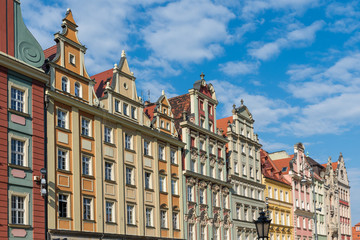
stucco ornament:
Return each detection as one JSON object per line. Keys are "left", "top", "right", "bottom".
{"left": 198, "top": 181, "right": 208, "bottom": 188}
{"left": 187, "top": 177, "right": 196, "bottom": 186}
{"left": 185, "top": 208, "right": 197, "bottom": 223}
{"left": 212, "top": 213, "right": 221, "bottom": 227}
{"left": 199, "top": 210, "right": 209, "bottom": 224}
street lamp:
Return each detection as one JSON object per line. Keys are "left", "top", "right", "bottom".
{"left": 254, "top": 211, "right": 271, "bottom": 240}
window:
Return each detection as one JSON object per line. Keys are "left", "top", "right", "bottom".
{"left": 10, "top": 87, "right": 24, "bottom": 112}
{"left": 123, "top": 103, "right": 129, "bottom": 116}
{"left": 191, "top": 137, "right": 195, "bottom": 147}
{"left": 161, "top": 120, "right": 164, "bottom": 128}
{"left": 200, "top": 163, "right": 205, "bottom": 174}
{"left": 281, "top": 213, "right": 284, "bottom": 225}
{"left": 171, "top": 179, "right": 178, "bottom": 195}
{"left": 11, "top": 139, "right": 25, "bottom": 166}
{"left": 219, "top": 168, "right": 223, "bottom": 180}
{"left": 296, "top": 199, "right": 299, "bottom": 207}
{"left": 250, "top": 167, "right": 253, "bottom": 178}
{"left": 104, "top": 127, "right": 112, "bottom": 143}
{"left": 145, "top": 172, "right": 152, "bottom": 189}
{"left": 127, "top": 205, "right": 134, "bottom": 224}
{"left": 158, "top": 145, "right": 165, "bottom": 160}
{"left": 61, "top": 77, "right": 69, "bottom": 92}
{"left": 106, "top": 201, "right": 114, "bottom": 222}
{"left": 159, "top": 176, "right": 166, "bottom": 192}
{"left": 69, "top": 53, "right": 75, "bottom": 65}
{"left": 285, "top": 192, "right": 289, "bottom": 202}
{"left": 224, "top": 228, "right": 229, "bottom": 240}
{"left": 131, "top": 106, "right": 136, "bottom": 119}
{"left": 236, "top": 206, "right": 240, "bottom": 219}
{"left": 223, "top": 195, "right": 228, "bottom": 208}
{"left": 57, "top": 109, "right": 67, "bottom": 129}
{"left": 274, "top": 189, "right": 278, "bottom": 199}
{"left": 209, "top": 121, "right": 213, "bottom": 132}
{"left": 189, "top": 224, "right": 194, "bottom": 240}
{"left": 188, "top": 185, "right": 194, "bottom": 201}
{"left": 200, "top": 188, "right": 205, "bottom": 204}
{"left": 170, "top": 149, "right": 176, "bottom": 164}
{"left": 146, "top": 208, "right": 153, "bottom": 227}
{"left": 83, "top": 198, "right": 92, "bottom": 220}
{"left": 244, "top": 209, "right": 248, "bottom": 221}
{"left": 11, "top": 195, "right": 25, "bottom": 224}
{"left": 213, "top": 192, "right": 217, "bottom": 206}
{"left": 256, "top": 169, "right": 259, "bottom": 180}
{"left": 115, "top": 99, "right": 121, "bottom": 113}
{"left": 243, "top": 186, "right": 247, "bottom": 197}
{"left": 214, "top": 227, "right": 219, "bottom": 240}
{"left": 199, "top": 140, "right": 204, "bottom": 150}
{"left": 105, "top": 162, "right": 113, "bottom": 181}
{"left": 173, "top": 212, "right": 179, "bottom": 229}
{"left": 82, "top": 155, "right": 92, "bottom": 175}
{"left": 166, "top": 122, "right": 170, "bottom": 130}
{"left": 258, "top": 190, "right": 262, "bottom": 200}
{"left": 126, "top": 167, "right": 134, "bottom": 185}
{"left": 81, "top": 118, "right": 91, "bottom": 136}
{"left": 190, "top": 159, "right": 196, "bottom": 172}
{"left": 200, "top": 118, "right": 205, "bottom": 128}
{"left": 209, "top": 144, "right": 214, "bottom": 154}
{"left": 297, "top": 217, "right": 300, "bottom": 228}
{"left": 58, "top": 194, "right": 68, "bottom": 218}
{"left": 125, "top": 134, "right": 132, "bottom": 150}
{"left": 160, "top": 210, "right": 167, "bottom": 228}
{"left": 144, "top": 140, "right": 150, "bottom": 156}
{"left": 280, "top": 190, "right": 283, "bottom": 201}
{"left": 242, "top": 164, "right": 246, "bottom": 176}
{"left": 58, "top": 149, "right": 68, "bottom": 170}
{"left": 287, "top": 214, "right": 290, "bottom": 226}
{"left": 74, "top": 82, "right": 81, "bottom": 97}
{"left": 303, "top": 218, "right": 306, "bottom": 229}
{"left": 201, "top": 225, "right": 206, "bottom": 240}
{"left": 210, "top": 166, "right": 214, "bottom": 177}
{"left": 234, "top": 161, "right": 238, "bottom": 174}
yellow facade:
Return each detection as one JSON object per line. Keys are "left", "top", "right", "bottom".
{"left": 263, "top": 177, "right": 294, "bottom": 240}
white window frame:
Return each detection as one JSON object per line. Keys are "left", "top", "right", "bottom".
{"left": 170, "top": 149, "right": 176, "bottom": 164}
{"left": 82, "top": 154, "right": 92, "bottom": 176}
{"left": 127, "top": 204, "right": 135, "bottom": 225}
{"left": 83, "top": 197, "right": 93, "bottom": 220}
{"left": 9, "top": 82, "right": 28, "bottom": 114}
{"left": 104, "top": 126, "right": 112, "bottom": 143}
{"left": 69, "top": 53, "right": 76, "bottom": 65}
{"left": 58, "top": 193, "right": 70, "bottom": 218}
{"left": 159, "top": 175, "right": 166, "bottom": 192}
{"left": 171, "top": 178, "right": 178, "bottom": 195}
{"left": 146, "top": 207, "right": 153, "bottom": 227}
{"left": 81, "top": 117, "right": 91, "bottom": 137}
{"left": 57, "top": 108, "right": 68, "bottom": 129}
{"left": 131, "top": 106, "right": 137, "bottom": 119}
{"left": 9, "top": 192, "right": 29, "bottom": 225}
{"left": 105, "top": 161, "right": 113, "bottom": 181}
{"left": 145, "top": 171, "right": 152, "bottom": 190}
{"left": 8, "top": 133, "right": 29, "bottom": 167}
{"left": 144, "top": 140, "right": 151, "bottom": 156}
{"left": 158, "top": 145, "right": 165, "bottom": 160}
{"left": 74, "top": 81, "right": 81, "bottom": 98}
{"left": 187, "top": 185, "right": 194, "bottom": 202}
{"left": 57, "top": 148, "right": 69, "bottom": 171}
{"left": 123, "top": 103, "right": 129, "bottom": 116}
{"left": 199, "top": 188, "right": 205, "bottom": 204}
{"left": 173, "top": 211, "right": 179, "bottom": 230}
{"left": 105, "top": 201, "right": 115, "bottom": 223}
{"left": 160, "top": 210, "right": 167, "bottom": 228}
{"left": 125, "top": 133, "right": 132, "bottom": 150}
{"left": 189, "top": 223, "right": 195, "bottom": 240}
{"left": 201, "top": 225, "right": 206, "bottom": 240}
{"left": 61, "top": 76, "right": 70, "bottom": 93}
{"left": 114, "top": 99, "right": 121, "bottom": 113}
{"left": 126, "top": 166, "right": 134, "bottom": 185}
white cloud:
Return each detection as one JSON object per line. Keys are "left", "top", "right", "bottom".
{"left": 286, "top": 64, "right": 320, "bottom": 81}
{"left": 248, "top": 21, "right": 324, "bottom": 61}
{"left": 328, "top": 18, "right": 360, "bottom": 33}
{"left": 326, "top": 1, "right": 360, "bottom": 18}
{"left": 259, "top": 139, "right": 292, "bottom": 152}
{"left": 142, "top": 0, "right": 235, "bottom": 63}
{"left": 241, "top": 0, "right": 320, "bottom": 19}
{"left": 219, "top": 61, "right": 259, "bottom": 76}
{"left": 347, "top": 167, "right": 360, "bottom": 224}
{"left": 210, "top": 80, "right": 298, "bottom": 131}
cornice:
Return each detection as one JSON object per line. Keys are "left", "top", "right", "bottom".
{"left": 0, "top": 51, "right": 48, "bottom": 84}
{"left": 47, "top": 90, "right": 185, "bottom": 147}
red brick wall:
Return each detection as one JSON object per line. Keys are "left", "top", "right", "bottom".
{"left": 32, "top": 81, "right": 46, "bottom": 239}
{"left": 0, "top": 66, "right": 8, "bottom": 239}
{"left": 0, "top": 0, "right": 14, "bottom": 55}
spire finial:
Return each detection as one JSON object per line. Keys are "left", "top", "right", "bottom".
{"left": 162, "top": 90, "right": 165, "bottom": 95}
{"left": 200, "top": 72, "right": 205, "bottom": 80}
{"left": 241, "top": 99, "right": 244, "bottom": 106}
{"left": 121, "top": 50, "right": 126, "bottom": 57}
{"left": 306, "top": 151, "right": 309, "bottom": 157}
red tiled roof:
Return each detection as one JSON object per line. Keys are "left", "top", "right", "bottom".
{"left": 91, "top": 69, "right": 113, "bottom": 98}
{"left": 261, "top": 149, "right": 291, "bottom": 185}
{"left": 169, "top": 94, "right": 190, "bottom": 136}
{"left": 44, "top": 45, "right": 57, "bottom": 60}
{"left": 322, "top": 162, "right": 338, "bottom": 172}
{"left": 216, "top": 116, "right": 233, "bottom": 137}
{"left": 144, "top": 103, "right": 156, "bottom": 121}
{"left": 272, "top": 155, "right": 294, "bottom": 175}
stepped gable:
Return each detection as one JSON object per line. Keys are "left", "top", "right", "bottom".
{"left": 261, "top": 149, "right": 290, "bottom": 185}
{"left": 91, "top": 68, "right": 113, "bottom": 98}
{"left": 322, "top": 161, "right": 338, "bottom": 172}
{"left": 216, "top": 116, "right": 233, "bottom": 137}
{"left": 272, "top": 155, "right": 294, "bottom": 175}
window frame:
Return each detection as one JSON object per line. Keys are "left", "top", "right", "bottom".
{"left": 81, "top": 117, "right": 91, "bottom": 137}
{"left": 9, "top": 192, "right": 29, "bottom": 225}
{"left": 160, "top": 210, "right": 167, "bottom": 228}
{"left": 57, "top": 108, "right": 68, "bottom": 129}
{"left": 127, "top": 204, "right": 135, "bottom": 225}
{"left": 61, "top": 76, "right": 70, "bottom": 93}
{"left": 114, "top": 99, "right": 121, "bottom": 113}
{"left": 159, "top": 175, "right": 166, "bottom": 192}
{"left": 58, "top": 193, "right": 70, "bottom": 218}
{"left": 146, "top": 207, "right": 153, "bottom": 227}
{"left": 158, "top": 145, "right": 165, "bottom": 160}
{"left": 125, "top": 133, "right": 132, "bottom": 150}
{"left": 105, "top": 200, "right": 115, "bottom": 223}
{"left": 144, "top": 140, "right": 151, "bottom": 156}
{"left": 173, "top": 211, "right": 179, "bottom": 230}
{"left": 83, "top": 197, "right": 93, "bottom": 221}
{"left": 170, "top": 149, "right": 176, "bottom": 164}
{"left": 9, "top": 82, "right": 28, "bottom": 114}
{"left": 57, "top": 148, "right": 69, "bottom": 171}
{"left": 104, "top": 126, "right": 113, "bottom": 143}
{"left": 126, "top": 166, "right": 134, "bottom": 185}
{"left": 74, "top": 81, "right": 81, "bottom": 98}
{"left": 9, "top": 134, "right": 29, "bottom": 167}
{"left": 105, "top": 161, "right": 114, "bottom": 181}
{"left": 171, "top": 178, "right": 178, "bottom": 195}
{"left": 145, "top": 171, "right": 152, "bottom": 190}
{"left": 82, "top": 154, "right": 92, "bottom": 176}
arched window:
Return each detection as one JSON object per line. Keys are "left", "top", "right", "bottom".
{"left": 61, "top": 77, "right": 69, "bottom": 92}
{"left": 74, "top": 82, "right": 81, "bottom": 97}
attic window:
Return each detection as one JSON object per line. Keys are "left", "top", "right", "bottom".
{"left": 124, "top": 82, "right": 128, "bottom": 90}
{"left": 163, "top": 108, "right": 167, "bottom": 114}
{"left": 282, "top": 167, "right": 288, "bottom": 172}
{"left": 69, "top": 53, "right": 75, "bottom": 65}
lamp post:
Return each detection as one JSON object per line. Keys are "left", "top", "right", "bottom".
{"left": 254, "top": 211, "right": 272, "bottom": 240}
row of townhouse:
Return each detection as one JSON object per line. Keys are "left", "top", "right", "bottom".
{"left": 0, "top": 3, "right": 352, "bottom": 240}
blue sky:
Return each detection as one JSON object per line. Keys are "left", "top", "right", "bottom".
{"left": 22, "top": 0, "right": 360, "bottom": 224}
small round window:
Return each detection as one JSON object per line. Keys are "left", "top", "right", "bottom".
{"left": 124, "top": 82, "right": 128, "bottom": 90}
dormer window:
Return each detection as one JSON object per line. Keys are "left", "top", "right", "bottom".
{"left": 61, "top": 77, "right": 69, "bottom": 93}
{"left": 163, "top": 108, "right": 167, "bottom": 114}
{"left": 69, "top": 53, "right": 75, "bottom": 65}
{"left": 166, "top": 123, "right": 170, "bottom": 130}
{"left": 74, "top": 82, "right": 81, "bottom": 97}
{"left": 131, "top": 106, "right": 136, "bottom": 119}
{"left": 115, "top": 99, "right": 121, "bottom": 113}
{"left": 123, "top": 103, "right": 129, "bottom": 116}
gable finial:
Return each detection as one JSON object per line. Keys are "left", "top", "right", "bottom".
{"left": 162, "top": 90, "right": 165, "bottom": 95}
{"left": 241, "top": 99, "right": 244, "bottom": 106}
{"left": 121, "top": 50, "right": 126, "bottom": 58}
{"left": 66, "top": 8, "right": 71, "bottom": 15}
{"left": 200, "top": 72, "right": 205, "bottom": 80}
